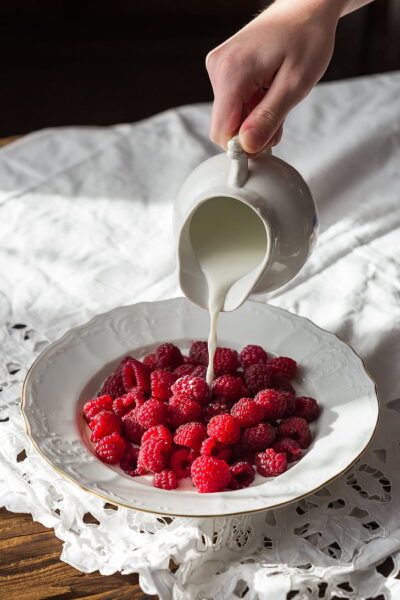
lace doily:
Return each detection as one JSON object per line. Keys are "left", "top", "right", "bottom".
{"left": 1, "top": 320, "right": 399, "bottom": 600}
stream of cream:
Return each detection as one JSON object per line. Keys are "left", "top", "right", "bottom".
{"left": 190, "top": 197, "right": 267, "bottom": 386}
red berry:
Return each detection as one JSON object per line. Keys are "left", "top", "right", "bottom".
{"left": 113, "top": 387, "right": 146, "bottom": 416}
{"left": 121, "top": 410, "right": 146, "bottom": 444}
{"left": 228, "top": 461, "right": 255, "bottom": 489}
{"left": 95, "top": 432, "right": 126, "bottom": 464}
{"left": 169, "top": 447, "right": 194, "bottom": 479}
{"left": 120, "top": 445, "right": 142, "bottom": 476}
{"left": 212, "top": 375, "right": 248, "bottom": 403}
{"left": 267, "top": 357, "right": 297, "bottom": 380}
{"left": 239, "top": 345, "right": 268, "bottom": 369}
{"left": 255, "top": 448, "right": 287, "bottom": 477}
{"left": 150, "top": 369, "right": 176, "bottom": 401}
{"left": 168, "top": 395, "right": 202, "bottom": 427}
{"left": 214, "top": 347, "right": 239, "bottom": 376}
{"left": 278, "top": 417, "right": 312, "bottom": 449}
{"left": 244, "top": 364, "right": 272, "bottom": 396}
{"left": 135, "top": 399, "right": 168, "bottom": 429}
{"left": 231, "top": 398, "right": 264, "bottom": 427}
{"left": 154, "top": 343, "right": 183, "bottom": 369}
{"left": 121, "top": 358, "right": 151, "bottom": 393}
{"left": 191, "top": 456, "right": 231, "bottom": 493}
{"left": 294, "top": 396, "right": 320, "bottom": 422}
{"left": 174, "top": 363, "right": 197, "bottom": 378}
{"left": 171, "top": 375, "right": 210, "bottom": 405}
{"left": 83, "top": 395, "right": 113, "bottom": 420}
{"left": 241, "top": 422, "right": 275, "bottom": 451}
{"left": 254, "top": 389, "right": 287, "bottom": 421}
{"left": 270, "top": 373, "right": 296, "bottom": 395}
{"left": 189, "top": 341, "right": 208, "bottom": 366}
{"left": 200, "top": 437, "right": 232, "bottom": 462}
{"left": 272, "top": 437, "right": 302, "bottom": 462}
{"left": 153, "top": 469, "right": 178, "bottom": 490}
{"left": 207, "top": 414, "right": 240, "bottom": 444}
{"left": 192, "top": 365, "right": 207, "bottom": 379}
{"left": 143, "top": 353, "right": 157, "bottom": 371}
{"left": 281, "top": 391, "right": 296, "bottom": 417}
{"left": 138, "top": 437, "right": 169, "bottom": 473}
{"left": 100, "top": 373, "right": 125, "bottom": 400}
{"left": 174, "top": 422, "right": 207, "bottom": 451}
{"left": 142, "top": 424, "right": 172, "bottom": 449}
{"left": 89, "top": 411, "right": 121, "bottom": 441}
{"left": 203, "top": 399, "right": 231, "bottom": 422}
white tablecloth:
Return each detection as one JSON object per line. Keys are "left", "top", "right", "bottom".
{"left": 1, "top": 72, "right": 400, "bottom": 599}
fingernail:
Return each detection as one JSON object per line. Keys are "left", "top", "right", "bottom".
{"left": 240, "top": 128, "right": 266, "bottom": 153}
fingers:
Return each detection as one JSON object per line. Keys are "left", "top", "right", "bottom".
{"left": 207, "top": 48, "right": 265, "bottom": 149}
{"left": 239, "top": 67, "right": 302, "bottom": 154}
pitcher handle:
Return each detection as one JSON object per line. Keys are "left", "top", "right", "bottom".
{"left": 227, "top": 136, "right": 248, "bottom": 188}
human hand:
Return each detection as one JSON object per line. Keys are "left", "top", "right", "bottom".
{"left": 206, "top": 0, "right": 343, "bottom": 153}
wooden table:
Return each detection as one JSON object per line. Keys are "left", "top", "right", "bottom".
{"left": 0, "top": 134, "right": 155, "bottom": 600}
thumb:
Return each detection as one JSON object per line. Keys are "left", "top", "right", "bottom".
{"left": 239, "top": 69, "right": 298, "bottom": 153}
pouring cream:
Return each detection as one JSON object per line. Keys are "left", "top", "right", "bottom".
{"left": 189, "top": 196, "right": 268, "bottom": 385}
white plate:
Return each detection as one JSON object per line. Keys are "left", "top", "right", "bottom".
{"left": 21, "top": 298, "right": 379, "bottom": 517}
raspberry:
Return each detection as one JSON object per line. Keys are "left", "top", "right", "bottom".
{"left": 192, "top": 365, "right": 207, "bottom": 379}
{"left": 153, "top": 469, "right": 178, "bottom": 490}
{"left": 169, "top": 447, "right": 194, "bottom": 478}
{"left": 189, "top": 341, "right": 208, "bottom": 366}
{"left": 231, "top": 398, "right": 264, "bottom": 427}
{"left": 121, "top": 410, "right": 146, "bottom": 444}
{"left": 89, "top": 411, "right": 121, "bottom": 441}
{"left": 121, "top": 358, "right": 151, "bottom": 393}
{"left": 278, "top": 417, "right": 311, "bottom": 449}
{"left": 171, "top": 375, "right": 210, "bottom": 405}
{"left": 143, "top": 353, "right": 157, "bottom": 371}
{"left": 254, "top": 389, "right": 287, "bottom": 421}
{"left": 272, "top": 437, "right": 302, "bottom": 462}
{"left": 267, "top": 357, "right": 297, "bottom": 380}
{"left": 95, "top": 432, "right": 126, "bottom": 464}
{"left": 281, "top": 391, "right": 296, "bottom": 416}
{"left": 255, "top": 448, "right": 287, "bottom": 477}
{"left": 100, "top": 373, "right": 125, "bottom": 400}
{"left": 200, "top": 437, "right": 232, "bottom": 461}
{"left": 239, "top": 345, "right": 268, "bottom": 369}
{"left": 294, "top": 396, "right": 320, "bottom": 422}
{"left": 270, "top": 373, "right": 296, "bottom": 395}
{"left": 203, "top": 399, "right": 231, "bottom": 422}
{"left": 142, "top": 424, "right": 172, "bottom": 449}
{"left": 191, "top": 456, "right": 231, "bottom": 493}
{"left": 207, "top": 414, "right": 240, "bottom": 444}
{"left": 174, "top": 422, "right": 207, "bottom": 451}
{"left": 228, "top": 461, "right": 255, "bottom": 490}
{"left": 154, "top": 343, "right": 184, "bottom": 369}
{"left": 173, "top": 363, "right": 197, "bottom": 378}
{"left": 214, "top": 347, "right": 239, "bottom": 376}
{"left": 138, "top": 437, "right": 169, "bottom": 473}
{"left": 135, "top": 399, "right": 168, "bottom": 429}
{"left": 168, "top": 395, "right": 202, "bottom": 427}
{"left": 120, "top": 445, "right": 142, "bottom": 476}
{"left": 244, "top": 364, "right": 272, "bottom": 395}
{"left": 113, "top": 388, "right": 146, "bottom": 416}
{"left": 241, "top": 422, "right": 275, "bottom": 451}
{"left": 83, "top": 395, "right": 113, "bottom": 420}
{"left": 212, "top": 375, "right": 248, "bottom": 403}
{"left": 150, "top": 369, "right": 176, "bottom": 401}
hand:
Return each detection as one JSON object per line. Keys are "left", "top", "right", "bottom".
{"left": 206, "top": 0, "right": 343, "bottom": 153}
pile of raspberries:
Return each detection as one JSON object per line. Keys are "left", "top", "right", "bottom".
{"left": 83, "top": 341, "right": 320, "bottom": 493}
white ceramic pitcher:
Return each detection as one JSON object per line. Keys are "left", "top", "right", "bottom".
{"left": 174, "top": 137, "right": 318, "bottom": 311}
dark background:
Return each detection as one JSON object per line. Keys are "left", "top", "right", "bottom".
{"left": 0, "top": 0, "right": 399, "bottom": 138}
